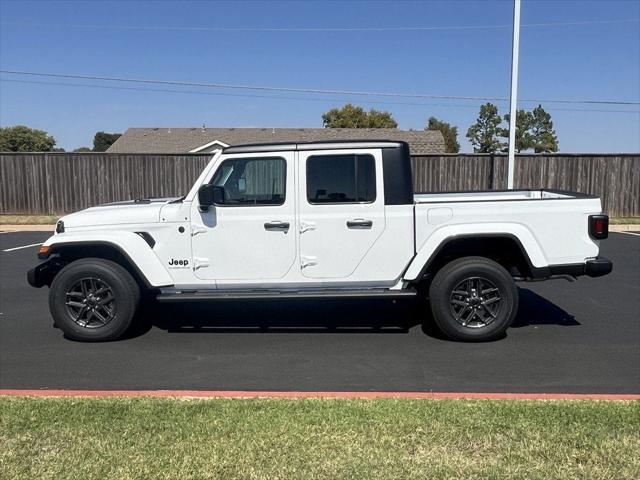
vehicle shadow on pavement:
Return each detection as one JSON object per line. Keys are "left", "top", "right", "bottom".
{"left": 127, "top": 287, "right": 578, "bottom": 339}
{"left": 133, "top": 298, "right": 422, "bottom": 336}
{"left": 511, "top": 288, "right": 580, "bottom": 328}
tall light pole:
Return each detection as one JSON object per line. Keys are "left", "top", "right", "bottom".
{"left": 507, "top": 0, "right": 521, "bottom": 189}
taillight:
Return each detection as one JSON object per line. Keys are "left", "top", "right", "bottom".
{"left": 589, "top": 214, "right": 609, "bottom": 240}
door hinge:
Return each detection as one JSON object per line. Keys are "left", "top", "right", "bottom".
{"left": 193, "top": 257, "right": 210, "bottom": 270}
{"left": 191, "top": 224, "right": 208, "bottom": 236}
{"left": 300, "top": 255, "right": 318, "bottom": 269}
{"left": 299, "top": 221, "right": 316, "bottom": 234}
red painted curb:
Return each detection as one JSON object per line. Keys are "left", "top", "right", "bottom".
{"left": 1, "top": 390, "right": 639, "bottom": 400}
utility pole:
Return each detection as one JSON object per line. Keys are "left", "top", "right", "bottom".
{"left": 507, "top": 0, "right": 521, "bottom": 189}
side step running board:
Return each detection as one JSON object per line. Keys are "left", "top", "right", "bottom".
{"left": 157, "top": 288, "right": 417, "bottom": 303}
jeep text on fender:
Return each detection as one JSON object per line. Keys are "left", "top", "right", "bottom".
{"left": 28, "top": 141, "right": 612, "bottom": 342}
{"left": 168, "top": 259, "right": 189, "bottom": 267}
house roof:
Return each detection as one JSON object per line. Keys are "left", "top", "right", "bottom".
{"left": 106, "top": 128, "right": 445, "bottom": 155}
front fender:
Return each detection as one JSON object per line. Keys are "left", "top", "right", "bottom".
{"left": 40, "top": 231, "right": 174, "bottom": 287}
{"left": 403, "top": 223, "right": 548, "bottom": 281}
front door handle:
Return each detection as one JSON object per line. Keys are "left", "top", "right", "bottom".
{"left": 264, "top": 221, "right": 290, "bottom": 232}
{"left": 346, "top": 219, "right": 373, "bottom": 229}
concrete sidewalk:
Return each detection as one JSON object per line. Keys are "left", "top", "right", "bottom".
{"left": 0, "top": 225, "right": 55, "bottom": 232}
{"left": 609, "top": 224, "right": 640, "bottom": 232}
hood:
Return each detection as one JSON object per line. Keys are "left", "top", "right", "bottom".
{"left": 61, "top": 197, "right": 180, "bottom": 228}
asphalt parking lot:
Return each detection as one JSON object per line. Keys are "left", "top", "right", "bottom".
{"left": 1, "top": 230, "right": 638, "bottom": 393}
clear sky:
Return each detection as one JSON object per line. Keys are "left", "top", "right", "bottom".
{"left": 0, "top": 0, "right": 638, "bottom": 152}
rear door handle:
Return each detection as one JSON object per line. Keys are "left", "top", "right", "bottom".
{"left": 346, "top": 219, "right": 373, "bottom": 229}
{"left": 264, "top": 221, "right": 290, "bottom": 232}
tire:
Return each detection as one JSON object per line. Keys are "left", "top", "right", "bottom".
{"left": 428, "top": 256, "right": 518, "bottom": 342}
{"left": 49, "top": 258, "right": 140, "bottom": 341}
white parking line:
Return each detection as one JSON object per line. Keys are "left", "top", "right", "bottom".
{"left": 2, "top": 243, "right": 42, "bottom": 252}
{"left": 617, "top": 231, "right": 640, "bottom": 237}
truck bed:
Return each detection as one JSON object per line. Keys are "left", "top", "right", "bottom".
{"left": 411, "top": 188, "right": 603, "bottom": 269}
{"left": 414, "top": 189, "right": 588, "bottom": 204}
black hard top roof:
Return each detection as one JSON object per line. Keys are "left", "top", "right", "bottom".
{"left": 223, "top": 139, "right": 407, "bottom": 154}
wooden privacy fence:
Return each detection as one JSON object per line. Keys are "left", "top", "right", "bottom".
{"left": 1, "top": 152, "right": 638, "bottom": 217}
{"left": 0, "top": 153, "right": 210, "bottom": 215}
{"left": 410, "top": 154, "right": 639, "bottom": 217}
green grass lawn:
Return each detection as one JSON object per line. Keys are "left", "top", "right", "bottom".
{"left": 0, "top": 214, "right": 59, "bottom": 225}
{"left": 1, "top": 397, "right": 638, "bottom": 480}
{"left": 610, "top": 217, "right": 640, "bottom": 225}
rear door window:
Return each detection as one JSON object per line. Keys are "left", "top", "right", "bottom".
{"left": 306, "top": 154, "right": 376, "bottom": 204}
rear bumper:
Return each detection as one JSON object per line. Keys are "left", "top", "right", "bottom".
{"left": 547, "top": 256, "right": 613, "bottom": 279}
{"left": 27, "top": 258, "right": 61, "bottom": 288}
{"left": 585, "top": 257, "right": 613, "bottom": 277}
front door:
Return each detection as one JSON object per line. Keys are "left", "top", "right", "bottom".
{"left": 297, "top": 149, "right": 386, "bottom": 279}
{"left": 191, "top": 152, "right": 296, "bottom": 282}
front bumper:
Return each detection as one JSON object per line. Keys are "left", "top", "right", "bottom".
{"left": 27, "top": 258, "right": 61, "bottom": 288}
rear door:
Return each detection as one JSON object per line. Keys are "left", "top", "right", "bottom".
{"left": 191, "top": 152, "right": 296, "bottom": 281}
{"left": 297, "top": 149, "right": 386, "bottom": 279}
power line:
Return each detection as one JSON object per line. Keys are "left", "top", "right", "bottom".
{"left": 2, "top": 78, "right": 638, "bottom": 114}
{"left": 1, "top": 70, "right": 638, "bottom": 106}
{"left": 0, "top": 78, "right": 484, "bottom": 109}
{"left": 1, "top": 19, "right": 638, "bottom": 32}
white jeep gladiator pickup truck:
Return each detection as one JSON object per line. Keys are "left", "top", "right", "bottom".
{"left": 28, "top": 141, "right": 612, "bottom": 342}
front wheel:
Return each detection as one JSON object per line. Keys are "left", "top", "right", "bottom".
{"left": 428, "top": 256, "right": 518, "bottom": 342}
{"left": 49, "top": 258, "right": 140, "bottom": 341}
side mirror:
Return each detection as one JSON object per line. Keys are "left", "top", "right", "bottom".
{"left": 198, "top": 184, "right": 224, "bottom": 209}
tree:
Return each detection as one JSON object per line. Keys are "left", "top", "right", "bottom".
{"left": 499, "top": 105, "right": 558, "bottom": 153}
{"left": 322, "top": 104, "right": 398, "bottom": 128}
{"left": 529, "top": 105, "right": 558, "bottom": 153}
{"left": 500, "top": 109, "right": 533, "bottom": 153}
{"left": 0, "top": 125, "right": 56, "bottom": 152}
{"left": 73, "top": 147, "right": 93, "bottom": 152}
{"left": 426, "top": 117, "right": 460, "bottom": 153}
{"left": 466, "top": 103, "right": 506, "bottom": 153}
{"left": 93, "top": 131, "right": 122, "bottom": 152}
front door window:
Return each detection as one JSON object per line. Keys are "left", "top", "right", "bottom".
{"left": 211, "top": 157, "right": 286, "bottom": 206}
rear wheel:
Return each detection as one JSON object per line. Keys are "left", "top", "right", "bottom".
{"left": 428, "top": 256, "right": 518, "bottom": 341}
{"left": 49, "top": 258, "right": 140, "bottom": 341}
